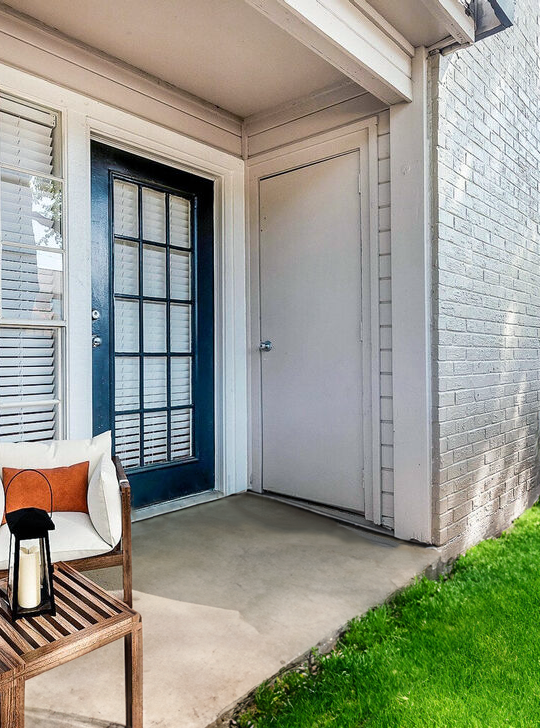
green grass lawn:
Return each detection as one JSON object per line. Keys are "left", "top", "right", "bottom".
{"left": 236, "top": 504, "right": 540, "bottom": 728}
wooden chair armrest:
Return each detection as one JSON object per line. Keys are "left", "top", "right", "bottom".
{"left": 112, "top": 455, "right": 133, "bottom": 607}
{"left": 113, "top": 455, "right": 130, "bottom": 490}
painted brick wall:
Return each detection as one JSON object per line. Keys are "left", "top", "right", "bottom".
{"left": 431, "top": 0, "right": 540, "bottom": 549}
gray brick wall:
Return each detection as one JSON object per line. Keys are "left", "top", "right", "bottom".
{"left": 431, "top": 0, "right": 540, "bottom": 548}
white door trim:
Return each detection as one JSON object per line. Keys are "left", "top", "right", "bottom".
{"left": 0, "top": 63, "right": 248, "bottom": 502}
{"left": 247, "top": 119, "right": 382, "bottom": 522}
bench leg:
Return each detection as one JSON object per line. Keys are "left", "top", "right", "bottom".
{"left": 0, "top": 677, "right": 24, "bottom": 728}
{"left": 125, "top": 622, "right": 143, "bottom": 728}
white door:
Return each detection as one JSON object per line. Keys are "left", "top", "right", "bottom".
{"left": 259, "top": 151, "right": 364, "bottom": 512}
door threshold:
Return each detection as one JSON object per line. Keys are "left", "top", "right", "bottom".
{"left": 132, "top": 489, "right": 225, "bottom": 522}
{"left": 251, "top": 490, "right": 395, "bottom": 538}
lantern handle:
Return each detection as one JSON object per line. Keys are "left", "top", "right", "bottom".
{"left": 4, "top": 469, "right": 54, "bottom": 518}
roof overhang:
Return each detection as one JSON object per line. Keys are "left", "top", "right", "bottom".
{"left": 245, "top": 0, "right": 514, "bottom": 106}
{"left": 244, "top": 0, "right": 415, "bottom": 104}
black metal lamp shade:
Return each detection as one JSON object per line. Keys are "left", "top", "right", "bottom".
{"left": 5, "top": 470, "right": 56, "bottom": 620}
{"left": 473, "top": 0, "right": 515, "bottom": 41}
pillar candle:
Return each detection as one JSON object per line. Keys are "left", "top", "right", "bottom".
{"left": 18, "top": 545, "right": 41, "bottom": 610}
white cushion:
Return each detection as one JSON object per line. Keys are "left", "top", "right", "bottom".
{"left": 0, "top": 512, "right": 112, "bottom": 570}
{"left": 0, "top": 431, "right": 122, "bottom": 551}
{"left": 87, "top": 454, "right": 122, "bottom": 548}
{"left": 0, "top": 430, "right": 112, "bottom": 479}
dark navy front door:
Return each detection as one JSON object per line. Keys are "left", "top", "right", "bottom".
{"left": 91, "top": 142, "right": 215, "bottom": 508}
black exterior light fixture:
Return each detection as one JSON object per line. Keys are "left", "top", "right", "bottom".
{"left": 5, "top": 470, "right": 56, "bottom": 620}
{"left": 471, "top": 0, "right": 515, "bottom": 41}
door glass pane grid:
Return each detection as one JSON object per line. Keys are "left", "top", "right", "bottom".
{"left": 112, "top": 178, "right": 194, "bottom": 469}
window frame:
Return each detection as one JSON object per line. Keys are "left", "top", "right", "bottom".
{"left": 0, "top": 92, "right": 67, "bottom": 441}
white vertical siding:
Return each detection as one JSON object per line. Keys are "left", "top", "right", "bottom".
{"left": 378, "top": 110, "right": 394, "bottom": 530}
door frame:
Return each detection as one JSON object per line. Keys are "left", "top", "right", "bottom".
{"left": 87, "top": 127, "right": 247, "bottom": 519}
{"left": 91, "top": 142, "right": 216, "bottom": 508}
{"left": 247, "top": 119, "right": 382, "bottom": 523}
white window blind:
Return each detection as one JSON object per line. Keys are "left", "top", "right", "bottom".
{"left": 0, "top": 94, "right": 64, "bottom": 443}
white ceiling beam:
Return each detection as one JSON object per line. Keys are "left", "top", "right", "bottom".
{"left": 244, "top": 0, "right": 413, "bottom": 105}
{"left": 419, "top": 0, "right": 476, "bottom": 45}
{"left": 349, "top": 0, "right": 415, "bottom": 57}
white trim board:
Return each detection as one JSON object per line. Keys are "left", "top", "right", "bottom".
{"left": 247, "top": 119, "right": 382, "bottom": 524}
{"left": 244, "top": 80, "right": 369, "bottom": 137}
{"left": 419, "top": 0, "right": 475, "bottom": 45}
{"left": 0, "top": 63, "right": 248, "bottom": 500}
{"left": 390, "top": 48, "right": 432, "bottom": 543}
{"left": 245, "top": 82, "right": 388, "bottom": 158}
{"left": 132, "top": 490, "right": 227, "bottom": 523}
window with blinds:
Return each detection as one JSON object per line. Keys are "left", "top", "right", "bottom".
{"left": 0, "top": 94, "right": 64, "bottom": 442}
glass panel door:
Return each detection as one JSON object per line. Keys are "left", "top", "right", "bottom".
{"left": 91, "top": 142, "right": 214, "bottom": 508}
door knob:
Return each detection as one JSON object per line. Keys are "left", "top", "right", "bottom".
{"left": 92, "top": 335, "right": 102, "bottom": 348}
{"left": 259, "top": 340, "right": 273, "bottom": 352}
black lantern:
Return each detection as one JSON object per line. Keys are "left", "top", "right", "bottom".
{"left": 5, "top": 470, "right": 56, "bottom": 620}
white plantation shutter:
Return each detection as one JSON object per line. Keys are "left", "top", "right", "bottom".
{"left": 0, "top": 328, "right": 58, "bottom": 441}
{"left": 2, "top": 245, "right": 62, "bottom": 320}
{"left": 114, "top": 239, "right": 138, "bottom": 295}
{"left": 115, "top": 357, "right": 139, "bottom": 410}
{"left": 113, "top": 181, "right": 138, "bottom": 238}
{"left": 143, "top": 302, "right": 167, "bottom": 352}
{"left": 170, "top": 304, "right": 191, "bottom": 352}
{"left": 0, "top": 95, "right": 63, "bottom": 444}
{"left": 144, "top": 358, "right": 167, "bottom": 408}
{"left": 170, "top": 358, "right": 191, "bottom": 406}
{"left": 170, "top": 249, "right": 191, "bottom": 299}
{"left": 171, "top": 411, "right": 191, "bottom": 459}
{"left": 143, "top": 411, "right": 168, "bottom": 464}
{"left": 115, "top": 299, "right": 139, "bottom": 352}
{"left": 142, "top": 188, "right": 165, "bottom": 242}
{"left": 143, "top": 244, "right": 166, "bottom": 297}
{"left": 169, "top": 195, "right": 190, "bottom": 247}
{"left": 115, "top": 413, "right": 140, "bottom": 469}
{"left": 0, "top": 100, "right": 55, "bottom": 175}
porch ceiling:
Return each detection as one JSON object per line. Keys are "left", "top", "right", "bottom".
{"left": 2, "top": 0, "right": 352, "bottom": 118}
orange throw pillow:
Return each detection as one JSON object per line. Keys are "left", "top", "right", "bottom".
{"left": 2, "top": 462, "right": 90, "bottom": 524}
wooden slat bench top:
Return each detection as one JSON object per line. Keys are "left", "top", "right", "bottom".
{"left": 0, "top": 562, "right": 142, "bottom": 727}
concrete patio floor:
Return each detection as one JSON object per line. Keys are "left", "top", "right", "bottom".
{"left": 25, "top": 493, "right": 442, "bottom": 728}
